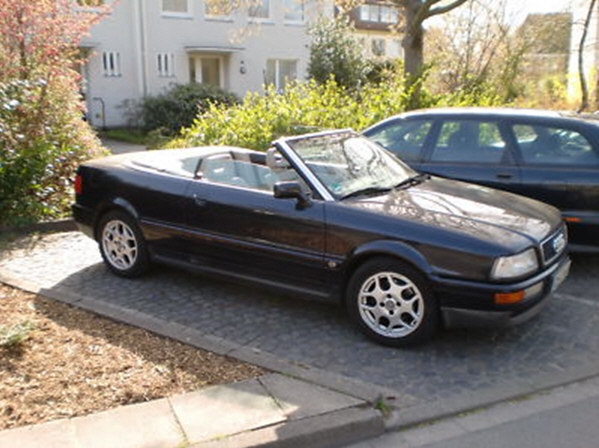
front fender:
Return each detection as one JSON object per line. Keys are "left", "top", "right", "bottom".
{"left": 343, "top": 239, "right": 433, "bottom": 280}
{"left": 332, "top": 239, "right": 434, "bottom": 305}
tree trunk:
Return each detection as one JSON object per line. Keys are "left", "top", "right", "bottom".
{"left": 578, "top": 0, "right": 597, "bottom": 112}
{"left": 401, "top": 0, "right": 425, "bottom": 109}
{"left": 402, "top": 0, "right": 425, "bottom": 80}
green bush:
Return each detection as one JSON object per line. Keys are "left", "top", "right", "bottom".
{"left": 170, "top": 76, "right": 432, "bottom": 150}
{"left": 171, "top": 80, "right": 358, "bottom": 150}
{"left": 168, "top": 72, "right": 507, "bottom": 152}
{"left": 139, "top": 83, "right": 238, "bottom": 135}
{"left": 0, "top": 78, "right": 105, "bottom": 228}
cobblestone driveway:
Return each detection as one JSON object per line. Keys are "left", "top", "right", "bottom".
{"left": 2, "top": 232, "right": 599, "bottom": 414}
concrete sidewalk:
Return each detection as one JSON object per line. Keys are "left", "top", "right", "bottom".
{"left": 0, "top": 372, "right": 383, "bottom": 448}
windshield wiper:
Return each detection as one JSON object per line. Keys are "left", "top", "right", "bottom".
{"left": 394, "top": 173, "right": 430, "bottom": 190}
{"left": 340, "top": 186, "right": 392, "bottom": 200}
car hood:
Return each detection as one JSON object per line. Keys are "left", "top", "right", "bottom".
{"left": 346, "top": 176, "right": 560, "bottom": 250}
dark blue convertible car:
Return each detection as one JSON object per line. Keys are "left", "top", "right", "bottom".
{"left": 73, "top": 130, "right": 570, "bottom": 347}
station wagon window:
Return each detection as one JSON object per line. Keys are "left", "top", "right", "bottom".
{"left": 366, "top": 120, "right": 432, "bottom": 163}
{"left": 430, "top": 120, "right": 506, "bottom": 164}
{"left": 512, "top": 124, "right": 599, "bottom": 166}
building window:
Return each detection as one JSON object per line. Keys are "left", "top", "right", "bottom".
{"left": 157, "top": 53, "right": 175, "bottom": 77}
{"left": 162, "top": 0, "right": 189, "bottom": 15}
{"left": 204, "top": 0, "right": 232, "bottom": 17}
{"left": 249, "top": 0, "right": 270, "bottom": 19}
{"left": 284, "top": 0, "right": 304, "bottom": 22}
{"left": 76, "top": 0, "right": 105, "bottom": 6}
{"left": 359, "top": 4, "right": 398, "bottom": 24}
{"left": 189, "top": 56, "right": 222, "bottom": 87}
{"left": 102, "top": 51, "right": 121, "bottom": 77}
{"left": 372, "top": 39, "right": 386, "bottom": 57}
{"left": 380, "top": 5, "right": 398, "bottom": 23}
{"left": 266, "top": 59, "right": 297, "bottom": 91}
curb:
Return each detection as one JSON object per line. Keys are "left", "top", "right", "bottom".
{"left": 193, "top": 407, "right": 385, "bottom": 448}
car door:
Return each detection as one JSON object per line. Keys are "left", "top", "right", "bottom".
{"left": 506, "top": 120, "right": 599, "bottom": 248}
{"left": 418, "top": 118, "right": 522, "bottom": 194}
{"left": 183, "top": 154, "right": 329, "bottom": 297}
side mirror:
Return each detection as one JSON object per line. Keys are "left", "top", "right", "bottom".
{"left": 273, "top": 181, "right": 312, "bottom": 208}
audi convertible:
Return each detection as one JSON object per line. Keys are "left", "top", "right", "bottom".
{"left": 73, "top": 130, "right": 570, "bottom": 347}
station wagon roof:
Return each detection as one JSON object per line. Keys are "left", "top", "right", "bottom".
{"left": 372, "top": 107, "right": 599, "bottom": 129}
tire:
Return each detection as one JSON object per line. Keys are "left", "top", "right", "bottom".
{"left": 97, "top": 210, "right": 150, "bottom": 278}
{"left": 346, "top": 257, "right": 438, "bottom": 347}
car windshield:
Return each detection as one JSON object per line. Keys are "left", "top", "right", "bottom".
{"left": 285, "top": 131, "right": 416, "bottom": 199}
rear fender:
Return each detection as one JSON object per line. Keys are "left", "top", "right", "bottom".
{"left": 93, "top": 197, "right": 140, "bottom": 240}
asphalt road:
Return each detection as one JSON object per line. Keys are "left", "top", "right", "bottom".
{"left": 1, "top": 232, "right": 598, "bottom": 418}
{"left": 345, "top": 373, "right": 599, "bottom": 448}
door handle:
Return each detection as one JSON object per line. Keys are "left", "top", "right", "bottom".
{"left": 193, "top": 194, "right": 208, "bottom": 207}
{"left": 496, "top": 173, "right": 513, "bottom": 180}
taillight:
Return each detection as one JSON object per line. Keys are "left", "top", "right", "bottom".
{"left": 74, "top": 174, "right": 83, "bottom": 195}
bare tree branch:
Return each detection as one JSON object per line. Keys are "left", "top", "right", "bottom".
{"left": 407, "top": 0, "right": 470, "bottom": 35}
{"left": 426, "top": 0, "right": 470, "bottom": 19}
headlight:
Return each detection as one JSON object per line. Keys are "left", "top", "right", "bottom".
{"left": 491, "top": 248, "right": 539, "bottom": 280}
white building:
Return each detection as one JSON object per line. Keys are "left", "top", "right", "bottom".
{"left": 79, "top": 0, "right": 333, "bottom": 128}
{"left": 347, "top": 1, "right": 402, "bottom": 61}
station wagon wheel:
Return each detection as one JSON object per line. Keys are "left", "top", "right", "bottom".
{"left": 98, "top": 211, "right": 149, "bottom": 278}
{"left": 347, "top": 258, "right": 438, "bottom": 347}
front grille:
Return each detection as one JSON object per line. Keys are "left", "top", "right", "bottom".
{"left": 541, "top": 227, "right": 567, "bottom": 265}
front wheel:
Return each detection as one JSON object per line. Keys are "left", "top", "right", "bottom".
{"left": 346, "top": 258, "right": 438, "bottom": 347}
{"left": 97, "top": 210, "right": 149, "bottom": 278}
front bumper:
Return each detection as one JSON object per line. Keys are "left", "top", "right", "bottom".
{"left": 434, "top": 256, "right": 571, "bottom": 329}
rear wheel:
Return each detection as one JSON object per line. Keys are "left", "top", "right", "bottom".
{"left": 347, "top": 258, "right": 438, "bottom": 347}
{"left": 98, "top": 211, "right": 149, "bottom": 277}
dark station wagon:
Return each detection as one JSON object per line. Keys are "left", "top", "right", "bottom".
{"left": 73, "top": 130, "right": 570, "bottom": 347}
{"left": 363, "top": 107, "right": 599, "bottom": 252}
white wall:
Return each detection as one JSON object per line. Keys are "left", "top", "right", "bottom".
{"left": 81, "top": 0, "right": 333, "bottom": 128}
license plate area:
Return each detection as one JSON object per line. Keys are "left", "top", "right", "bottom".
{"left": 551, "top": 259, "right": 571, "bottom": 293}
